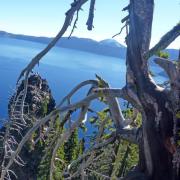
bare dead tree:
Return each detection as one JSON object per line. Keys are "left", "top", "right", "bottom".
{"left": 0, "top": 0, "right": 180, "bottom": 180}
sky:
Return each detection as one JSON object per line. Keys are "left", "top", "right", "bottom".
{"left": 0, "top": 0, "right": 179, "bottom": 49}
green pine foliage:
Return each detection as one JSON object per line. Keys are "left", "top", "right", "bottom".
{"left": 156, "top": 51, "right": 169, "bottom": 59}
{"left": 113, "top": 141, "right": 139, "bottom": 178}
{"left": 37, "top": 102, "right": 140, "bottom": 179}
{"left": 53, "top": 145, "right": 65, "bottom": 180}
{"left": 115, "top": 107, "right": 140, "bottom": 178}
{"left": 64, "top": 129, "right": 79, "bottom": 164}
{"left": 78, "top": 138, "right": 85, "bottom": 156}
{"left": 37, "top": 116, "right": 65, "bottom": 180}
{"left": 87, "top": 107, "right": 140, "bottom": 179}
{"left": 40, "top": 97, "right": 50, "bottom": 116}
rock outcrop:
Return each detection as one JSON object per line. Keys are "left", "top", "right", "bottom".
{"left": 7, "top": 74, "right": 56, "bottom": 180}
{"left": 9, "top": 74, "right": 55, "bottom": 118}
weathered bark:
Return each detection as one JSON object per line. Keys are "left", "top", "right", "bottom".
{"left": 125, "top": 0, "right": 178, "bottom": 179}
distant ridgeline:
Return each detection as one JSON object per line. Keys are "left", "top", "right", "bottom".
{"left": 0, "top": 30, "right": 178, "bottom": 61}
{"left": 0, "top": 31, "right": 126, "bottom": 59}
{"left": 0, "top": 30, "right": 126, "bottom": 59}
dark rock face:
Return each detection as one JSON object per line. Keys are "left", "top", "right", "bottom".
{"left": 7, "top": 74, "right": 56, "bottom": 180}
{"left": 9, "top": 74, "right": 55, "bottom": 118}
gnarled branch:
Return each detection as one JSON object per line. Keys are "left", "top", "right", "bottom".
{"left": 145, "top": 23, "right": 180, "bottom": 60}
{"left": 18, "top": 0, "right": 89, "bottom": 82}
{"left": 154, "top": 57, "right": 178, "bottom": 82}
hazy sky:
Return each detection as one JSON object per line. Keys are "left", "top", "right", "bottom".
{"left": 0, "top": 0, "right": 179, "bottom": 48}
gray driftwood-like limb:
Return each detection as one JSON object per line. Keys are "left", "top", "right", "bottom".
{"left": 95, "top": 76, "right": 126, "bottom": 129}
{"left": 96, "top": 87, "right": 139, "bottom": 106}
{"left": 106, "top": 93, "right": 125, "bottom": 129}
{"left": 121, "top": 15, "right": 129, "bottom": 23}
{"left": 86, "top": 0, "right": 96, "bottom": 30}
{"left": 18, "top": 0, "right": 89, "bottom": 82}
{"left": 57, "top": 93, "right": 98, "bottom": 112}
{"left": 117, "top": 127, "right": 140, "bottom": 144}
{"left": 58, "top": 80, "right": 98, "bottom": 107}
{"left": 68, "top": 10, "right": 79, "bottom": 38}
{"left": 94, "top": 87, "right": 142, "bottom": 111}
{"left": 94, "top": 87, "right": 139, "bottom": 127}
{"left": 122, "top": 4, "right": 130, "bottom": 11}
{"left": 145, "top": 23, "right": 180, "bottom": 60}
{"left": 112, "top": 22, "right": 128, "bottom": 38}
{"left": 154, "top": 57, "right": 178, "bottom": 82}
{"left": 67, "top": 134, "right": 116, "bottom": 172}
{"left": 87, "top": 168, "right": 110, "bottom": 179}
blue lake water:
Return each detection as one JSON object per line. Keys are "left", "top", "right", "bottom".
{"left": 0, "top": 37, "right": 166, "bottom": 118}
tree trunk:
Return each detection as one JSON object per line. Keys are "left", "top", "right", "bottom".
{"left": 139, "top": 111, "right": 173, "bottom": 180}
{"left": 125, "top": 0, "right": 179, "bottom": 179}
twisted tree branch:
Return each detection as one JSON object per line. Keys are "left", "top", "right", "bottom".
{"left": 154, "top": 57, "right": 178, "bottom": 82}
{"left": 145, "top": 23, "right": 180, "bottom": 59}
{"left": 18, "top": 0, "right": 89, "bottom": 82}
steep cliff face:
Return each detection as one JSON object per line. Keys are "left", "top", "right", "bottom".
{"left": 9, "top": 74, "right": 55, "bottom": 118}
{"left": 8, "top": 74, "right": 56, "bottom": 180}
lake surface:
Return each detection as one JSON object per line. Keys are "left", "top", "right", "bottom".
{"left": 0, "top": 37, "right": 126, "bottom": 117}
{"left": 0, "top": 37, "right": 166, "bottom": 118}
